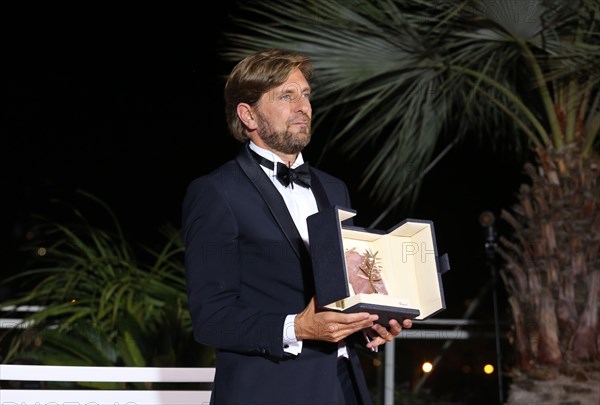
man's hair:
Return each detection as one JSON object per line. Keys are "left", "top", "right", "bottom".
{"left": 224, "top": 48, "right": 314, "bottom": 142}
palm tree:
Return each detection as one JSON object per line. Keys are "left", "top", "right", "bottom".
{"left": 221, "top": 0, "right": 600, "bottom": 401}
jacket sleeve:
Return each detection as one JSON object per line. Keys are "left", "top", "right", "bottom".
{"left": 182, "top": 176, "right": 289, "bottom": 358}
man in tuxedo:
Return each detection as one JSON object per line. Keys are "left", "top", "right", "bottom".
{"left": 182, "top": 48, "right": 412, "bottom": 404}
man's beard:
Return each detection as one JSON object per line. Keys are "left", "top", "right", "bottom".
{"left": 255, "top": 111, "right": 311, "bottom": 155}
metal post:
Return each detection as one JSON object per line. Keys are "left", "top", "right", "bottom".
{"left": 384, "top": 337, "right": 396, "bottom": 404}
{"left": 479, "top": 211, "right": 504, "bottom": 404}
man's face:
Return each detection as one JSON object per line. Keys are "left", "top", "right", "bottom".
{"left": 254, "top": 68, "right": 312, "bottom": 155}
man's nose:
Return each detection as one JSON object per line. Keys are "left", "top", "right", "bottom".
{"left": 296, "top": 97, "right": 311, "bottom": 114}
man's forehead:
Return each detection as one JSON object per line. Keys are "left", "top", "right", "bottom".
{"left": 272, "top": 78, "right": 311, "bottom": 93}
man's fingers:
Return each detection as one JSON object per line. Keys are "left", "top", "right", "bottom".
{"left": 322, "top": 311, "right": 378, "bottom": 325}
{"left": 316, "top": 312, "right": 378, "bottom": 342}
{"left": 388, "top": 319, "right": 402, "bottom": 336}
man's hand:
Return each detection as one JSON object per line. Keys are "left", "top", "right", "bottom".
{"left": 365, "top": 318, "right": 413, "bottom": 349}
{"left": 294, "top": 297, "right": 378, "bottom": 342}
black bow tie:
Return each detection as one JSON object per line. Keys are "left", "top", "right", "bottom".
{"left": 250, "top": 149, "right": 311, "bottom": 188}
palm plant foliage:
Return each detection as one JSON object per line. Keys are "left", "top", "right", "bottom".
{"left": 221, "top": 0, "right": 600, "bottom": 387}
{"left": 0, "top": 192, "right": 213, "bottom": 378}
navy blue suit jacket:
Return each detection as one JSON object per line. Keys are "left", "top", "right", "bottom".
{"left": 182, "top": 144, "right": 372, "bottom": 404}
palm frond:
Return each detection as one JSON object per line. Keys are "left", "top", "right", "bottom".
{"left": 222, "top": 0, "right": 599, "bottom": 206}
{"left": 0, "top": 194, "right": 191, "bottom": 366}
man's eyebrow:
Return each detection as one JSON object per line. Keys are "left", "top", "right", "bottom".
{"left": 279, "top": 85, "right": 312, "bottom": 94}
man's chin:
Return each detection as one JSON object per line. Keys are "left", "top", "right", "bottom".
{"left": 285, "top": 137, "right": 311, "bottom": 155}
{"left": 295, "top": 125, "right": 310, "bottom": 133}
{"left": 259, "top": 127, "right": 311, "bottom": 154}
{"left": 295, "top": 132, "right": 311, "bottom": 148}
{"left": 293, "top": 127, "right": 311, "bottom": 139}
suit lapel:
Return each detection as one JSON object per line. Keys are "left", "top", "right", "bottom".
{"left": 236, "top": 145, "right": 306, "bottom": 260}
{"left": 308, "top": 170, "right": 331, "bottom": 211}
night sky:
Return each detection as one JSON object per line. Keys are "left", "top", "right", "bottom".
{"left": 4, "top": 2, "right": 527, "bottom": 342}
{"left": 2, "top": 5, "right": 537, "bottom": 401}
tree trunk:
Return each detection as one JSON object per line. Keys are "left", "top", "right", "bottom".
{"left": 499, "top": 143, "right": 600, "bottom": 392}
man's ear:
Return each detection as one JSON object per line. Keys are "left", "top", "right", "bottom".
{"left": 237, "top": 103, "right": 257, "bottom": 131}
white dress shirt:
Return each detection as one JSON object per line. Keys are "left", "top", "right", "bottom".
{"left": 248, "top": 142, "right": 349, "bottom": 358}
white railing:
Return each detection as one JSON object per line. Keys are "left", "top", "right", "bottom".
{"left": 0, "top": 364, "right": 215, "bottom": 405}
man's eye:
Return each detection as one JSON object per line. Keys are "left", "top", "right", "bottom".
{"left": 281, "top": 93, "right": 310, "bottom": 102}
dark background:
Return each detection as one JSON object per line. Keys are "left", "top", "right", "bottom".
{"left": 4, "top": 6, "right": 524, "bottom": 288}
{"left": 4, "top": 4, "right": 527, "bottom": 402}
